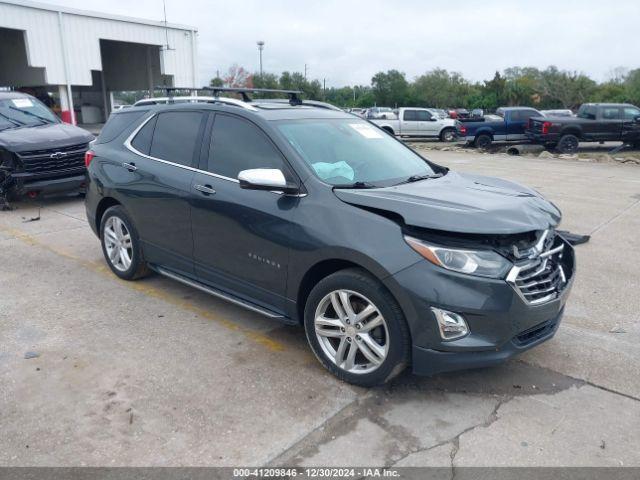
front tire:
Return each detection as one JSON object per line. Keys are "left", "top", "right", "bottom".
{"left": 100, "top": 205, "right": 149, "bottom": 280}
{"left": 304, "top": 268, "right": 410, "bottom": 387}
{"left": 440, "top": 128, "right": 456, "bottom": 142}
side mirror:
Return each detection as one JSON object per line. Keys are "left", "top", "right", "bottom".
{"left": 634, "top": 115, "right": 640, "bottom": 123}
{"left": 238, "top": 168, "right": 299, "bottom": 194}
{"left": 429, "top": 117, "right": 437, "bottom": 121}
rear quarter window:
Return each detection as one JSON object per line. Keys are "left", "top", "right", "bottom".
{"left": 96, "top": 110, "right": 147, "bottom": 144}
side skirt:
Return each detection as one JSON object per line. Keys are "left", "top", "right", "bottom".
{"left": 153, "top": 265, "right": 296, "bottom": 324}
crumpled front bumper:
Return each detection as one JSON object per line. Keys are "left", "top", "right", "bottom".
{"left": 386, "top": 239, "right": 575, "bottom": 376}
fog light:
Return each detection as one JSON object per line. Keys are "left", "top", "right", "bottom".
{"left": 431, "top": 307, "right": 469, "bottom": 340}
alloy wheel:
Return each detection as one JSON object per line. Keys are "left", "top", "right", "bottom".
{"left": 314, "top": 289, "right": 389, "bottom": 374}
{"left": 442, "top": 130, "right": 456, "bottom": 142}
{"left": 559, "top": 136, "right": 579, "bottom": 153}
{"left": 103, "top": 216, "right": 133, "bottom": 272}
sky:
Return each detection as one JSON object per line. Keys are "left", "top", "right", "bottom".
{"left": 41, "top": 0, "right": 639, "bottom": 88}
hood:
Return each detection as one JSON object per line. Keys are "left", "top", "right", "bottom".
{"left": 333, "top": 171, "right": 561, "bottom": 234}
{"left": 0, "top": 123, "right": 94, "bottom": 152}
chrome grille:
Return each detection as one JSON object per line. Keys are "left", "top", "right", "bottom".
{"left": 508, "top": 232, "right": 570, "bottom": 305}
{"left": 16, "top": 143, "right": 88, "bottom": 176}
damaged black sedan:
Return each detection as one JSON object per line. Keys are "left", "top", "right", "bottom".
{"left": 85, "top": 94, "right": 575, "bottom": 386}
{"left": 0, "top": 91, "right": 94, "bottom": 208}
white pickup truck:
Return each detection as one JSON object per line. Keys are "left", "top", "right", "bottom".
{"left": 372, "top": 107, "right": 459, "bottom": 141}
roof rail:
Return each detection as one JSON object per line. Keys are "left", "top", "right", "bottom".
{"left": 202, "top": 87, "right": 303, "bottom": 105}
{"left": 255, "top": 98, "right": 343, "bottom": 112}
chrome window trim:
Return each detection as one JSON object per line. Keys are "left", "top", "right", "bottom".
{"left": 123, "top": 113, "right": 239, "bottom": 184}
{"left": 123, "top": 113, "right": 307, "bottom": 198}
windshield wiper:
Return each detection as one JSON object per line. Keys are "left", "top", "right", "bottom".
{"left": 8, "top": 106, "right": 54, "bottom": 124}
{"left": 0, "top": 111, "right": 25, "bottom": 127}
{"left": 333, "top": 181, "right": 379, "bottom": 189}
{"left": 396, "top": 173, "right": 444, "bottom": 185}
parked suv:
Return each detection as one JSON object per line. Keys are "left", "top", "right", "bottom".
{"left": 0, "top": 91, "right": 94, "bottom": 206}
{"left": 85, "top": 90, "right": 575, "bottom": 386}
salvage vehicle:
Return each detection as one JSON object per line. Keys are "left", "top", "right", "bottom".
{"left": 463, "top": 106, "right": 543, "bottom": 148}
{"left": 372, "top": 107, "right": 461, "bottom": 141}
{"left": 0, "top": 91, "right": 94, "bottom": 207}
{"left": 85, "top": 88, "right": 575, "bottom": 387}
{"left": 526, "top": 103, "right": 640, "bottom": 153}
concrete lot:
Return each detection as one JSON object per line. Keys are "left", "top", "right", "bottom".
{"left": 1, "top": 150, "right": 640, "bottom": 468}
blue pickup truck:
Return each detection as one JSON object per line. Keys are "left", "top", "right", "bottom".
{"left": 463, "top": 107, "right": 543, "bottom": 148}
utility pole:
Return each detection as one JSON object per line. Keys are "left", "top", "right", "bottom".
{"left": 304, "top": 64, "right": 308, "bottom": 79}
{"left": 323, "top": 78, "right": 326, "bottom": 100}
{"left": 257, "top": 41, "right": 265, "bottom": 78}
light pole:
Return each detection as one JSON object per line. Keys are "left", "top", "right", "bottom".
{"left": 257, "top": 41, "right": 265, "bottom": 78}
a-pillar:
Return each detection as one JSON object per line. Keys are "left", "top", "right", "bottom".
{"left": 58, "top": 84, "right": 76, "bottom": 125}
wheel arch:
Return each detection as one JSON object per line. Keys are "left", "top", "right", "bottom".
{"left": 295, "top": 254, "right": 403, "bottom": 325}
{"left": 559, "top": 126, "right": 582, "bottom": 138}
{"left": 94, "top": 197, "right": 122, "bottom": 236}
{"left": 475, "top": 129, "right": 494, "bottom": 139}
{"left": 439, "top": 126, "right": 456, "bottom": 140}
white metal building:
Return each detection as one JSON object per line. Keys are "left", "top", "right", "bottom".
{"left": 0, "top": 0, "right": 198, "bottom": 124}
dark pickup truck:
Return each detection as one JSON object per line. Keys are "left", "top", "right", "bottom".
{"left": 463, "top": 107, "right": 542, "bottom": 149}
{"left": 526, "top": 103, "right": 640, "bottom": 153}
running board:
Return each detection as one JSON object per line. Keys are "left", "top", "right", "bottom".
{"left": 154, "top": 266, "right": 285, "bottom": 319}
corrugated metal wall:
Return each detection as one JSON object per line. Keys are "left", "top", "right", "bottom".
{"left": 0, "top": 0, "right": 197, "bottom": 87}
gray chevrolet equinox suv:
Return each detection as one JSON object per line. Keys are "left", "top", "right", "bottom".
{"left": 85, "top": 89, "right": 575, "bottom": 386}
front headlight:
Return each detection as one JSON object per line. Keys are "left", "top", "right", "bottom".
{"left": 404, "top": 235, "right": 512, "bottom": 279}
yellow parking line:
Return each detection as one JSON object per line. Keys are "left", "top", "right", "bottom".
{"left": 1, "top": 225, "right": 286, "bottom": 352}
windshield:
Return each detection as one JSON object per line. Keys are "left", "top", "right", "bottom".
{"left": 0, "top": 96, "right": 59, "bottom": 130}
{"left": 276, "top": 119, "right": 437, "bottom": 186}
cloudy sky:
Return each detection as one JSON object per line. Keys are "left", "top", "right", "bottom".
{"left": 43, "top": 0, "right": 638, "bottom": 87}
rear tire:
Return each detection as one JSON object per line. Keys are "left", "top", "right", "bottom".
{"left": 304, "top": 268, "right": 410, "bottom": 387}
{"left": 556, "top": 134, "right": 580, "bottom": 154}
{"left": 100, "top": 205, "right": 149, "bottom": 281}
{"left": 474, "top": 133, "right": 492, "bottom": 149}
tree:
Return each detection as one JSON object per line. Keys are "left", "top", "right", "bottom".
{"left": 537, "top": 66, "right": 597, "bottom": 109}
{"left": 625, "top": 69, "right": 640, "bottom": 105}
{"left": 209, "top": 76, "right": 224, "bottom": 87}
{"left": 411, "top": 69, "right": 473, "bottom": 108}
{"left": 222, "top": 64, "right": 253, "bottom": 88}
{"left": 371, "top": 70, "right": 409, "bottom": 107}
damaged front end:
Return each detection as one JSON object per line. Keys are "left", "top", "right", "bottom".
{"left": 0, "top": 147, "right": 17, "bottom": 210}
{"left": 0, "top": 143, "right": 89, "bottom": 210}
{"left": 403, "top": 226, "right": 575, "bottom": 305}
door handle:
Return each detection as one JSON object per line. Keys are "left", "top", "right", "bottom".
{"left": 194, "top": 184, "right": 216, "bottom": 195}
{"left": 122, "top": 162, "right": 137, "bottom": 172}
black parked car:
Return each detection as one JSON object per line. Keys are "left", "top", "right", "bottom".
{"left": 0, "top": 91, "right": 94, "bottom": 206}
{"left": 527, "top": 103, "right": 640, "bottom": 153}
{"left": 85, "top": 90, "right": 575, "bottom": 386}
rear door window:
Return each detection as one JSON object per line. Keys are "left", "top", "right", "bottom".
{"left": 148, "top": 111, "right": 204, "bottom": 166}
{"left": 602, "top": 107, "right": 621, "bottom": 120}
{"left": 578, "top": 106, "right": 597, "bottom": 119}
{"left": 403, "top": 110, "right": 418, "bottom": 121}
{"left": 208, "top": 114, "right": 288, "bottom": 179}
